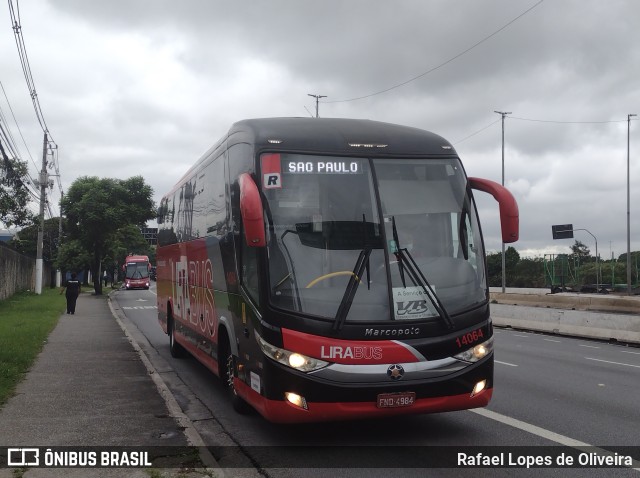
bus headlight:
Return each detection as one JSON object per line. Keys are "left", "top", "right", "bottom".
{"left": 454, "top": 337, "right": 493, "bottom": 363}
{"left": 256, "top": 333, "right": 329, "bottom": 372}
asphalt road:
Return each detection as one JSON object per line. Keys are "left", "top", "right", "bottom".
{"left": 111, "top": 285, "right": 640, "bottom": 477}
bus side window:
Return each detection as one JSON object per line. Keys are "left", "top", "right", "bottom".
{"left": 240, "top": 224, "right": 260, "bottom": 305}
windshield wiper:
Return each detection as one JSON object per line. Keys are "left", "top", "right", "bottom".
{"left": 332, "top": 215, "right": 373, "bottom": 332}
{"left": 391, "top": 216, "right": 407, "bottom": 287}
{"left": 458, "top": 201, "right": 470, "bottom": 260}
{"left": 391, "top": 217, "right": 454, "bottom": 330}
{"left": 332, "top": 247, "right": 371, "bottom": 332}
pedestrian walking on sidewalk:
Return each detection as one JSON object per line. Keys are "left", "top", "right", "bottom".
{"left": 60, "top": 272, "right": 81, "bottom": 314}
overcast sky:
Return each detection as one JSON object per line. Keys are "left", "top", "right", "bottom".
{"left": 1, "top": 0, "right": 638, "bottom": 259}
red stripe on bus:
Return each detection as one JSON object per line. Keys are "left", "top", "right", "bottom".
{"left": 282, "top": 328, "right": 422, "bottom": 364}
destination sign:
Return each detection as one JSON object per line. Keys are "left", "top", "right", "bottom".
{"left": 283, "top": 160, "right": 363, "bottom": 174}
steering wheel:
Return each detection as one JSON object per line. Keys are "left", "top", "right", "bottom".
{"left": 305, "top": 271, "right": 361, "bottom": 288}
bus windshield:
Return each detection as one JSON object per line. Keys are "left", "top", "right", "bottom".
{"left": 263, "top": 154, "right": 487, "bottom": 324}
{"left": 125, "top": 262, "right": 150, "bottom": 279}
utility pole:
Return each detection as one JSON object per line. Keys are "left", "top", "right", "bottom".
{"left": 627, "top": 114, "right": 636, "bottom": 295}
{"left": 56, "top": 182, "right": 63, "bottom": 288}
{"left": 308, "top": 94, "right": 326, "bottom": 118}
{"left": 56, "top": 192, "right": 63, "bottom": 287}
{"left": 35, "top": 132, "right": 48, "bottom": 294}
{"left": 495, "top": 111, "right": 511, "bottom": 293}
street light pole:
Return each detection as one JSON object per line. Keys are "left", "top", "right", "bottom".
{"left": 495, "top": 111, "right": 511, "bottom": 293}
{"left": 573, "top": 229, "right": 599, "bottom": 293}
{"left": 308, "top": 94, "right": 326, "bottom": 118}
{"left": 627, "top": 114, "right": 636, "bottom": 295}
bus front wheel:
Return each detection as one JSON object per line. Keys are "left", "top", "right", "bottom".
{"left": 221, "top": 333, "right": 251, "bottom": 414}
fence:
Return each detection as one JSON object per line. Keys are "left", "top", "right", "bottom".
{"left": 0, "top": 242, "right": 52, "bottom": 300}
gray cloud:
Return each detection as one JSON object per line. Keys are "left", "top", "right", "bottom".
{"left": 0, "top": 0, "right": 638, "bottom": 257}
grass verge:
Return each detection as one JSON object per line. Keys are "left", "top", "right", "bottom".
{"left": 0, "top": 287, "right": 65, "bottom": 406}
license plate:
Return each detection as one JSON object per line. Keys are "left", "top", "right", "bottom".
{"left": 376, "top": 392, "right": 416, "bottom": 408}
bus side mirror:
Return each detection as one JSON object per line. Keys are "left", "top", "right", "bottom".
{"left": 239, "top": 173, "right": 266, "bottom": 247}
{"left": 468, "top": 177, "right": 519, "bottom": 243}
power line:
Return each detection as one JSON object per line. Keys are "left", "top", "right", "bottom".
{"left": 7, "top": 0, "right": 61, "bottom": 294}
{"left": 4, "top": 1, "right": 59, "bottom": 204}
{"left": 325, "top": 0, "right": 544, "bottom": 104}
{"left": 0, "top": 119, "right": 39, "bottom": 200}
{"left": 453, "top": 118, "right": 502, "bottom": 145}
{"left": 453, "top": 114, "right": 637, "bottom": 146}
{"left": 510, "top": 116, "right": 630, "bottom": 124}
{"left": 0, "top": 80, "right": 38, "bottom": 172}
{"left": 0, "top": 105, "right": 40, "bottom": 201}
{"left": 0, "top": 114, "right": 20, "bottom": 159}
{"left": 8, "top": 0, "right": 55, "bottom": 143}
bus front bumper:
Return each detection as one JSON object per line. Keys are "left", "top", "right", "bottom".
{"left": 234, "top": 354, "right": 493, "bottom": 423}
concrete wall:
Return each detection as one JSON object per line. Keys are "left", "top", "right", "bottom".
{"left": 490, "top": 290, "right": 640, "bottom": 315}
{"left": 490, "top": 290, "right": 640, "bottom": 345}
{"left": 0, "top": 242, "right": 52, "bottom": 300}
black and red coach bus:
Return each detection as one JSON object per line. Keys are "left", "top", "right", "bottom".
{"left": 156, "top": 118, "right": 518, "bottom": 423}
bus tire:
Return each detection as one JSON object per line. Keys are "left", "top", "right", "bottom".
{"left": 168, "top": 313, "right": 185, "bottom": 359}
{"left": 220, "top": 330, "right": 251, "bottom": 414}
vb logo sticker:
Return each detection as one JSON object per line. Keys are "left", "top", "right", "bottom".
{"left": 396, "top": 300, "right": 429, "bottom": 316}
{"left": 393, "top": 286, "right": 436, "bottom": 320}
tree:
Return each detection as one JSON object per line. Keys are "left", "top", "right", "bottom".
{"left": 0, "top": 156, "right": 35, "bottom": 227}
{"left": 56, "top": 239, "right": 92, "bottom": 279}
{"left": 486, "top": 251, "right": 502, "bottom": 287}
{"left": 60, "top": 176, "right": 155, "bottom": 295}
{"left": 505, "top": 246, "right": 520, "bottom": 270}
{"left": 570, "top": 240, "right": 591, "bottom": 262}
{"left": 8, "top": 217, "right": 63, "bottom": 262}
{"left": 514, "top": 257, "right": 546, "bottom": 288}
{"left": 486, "top": 246, "right": 520, "bottom": 287}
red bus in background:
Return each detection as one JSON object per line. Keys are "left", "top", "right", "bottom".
{"left": 123, "top": 255, "right": 151, "bottom": 290}
{"left": 155, "top": 118, "right": 519, "bottom": 423}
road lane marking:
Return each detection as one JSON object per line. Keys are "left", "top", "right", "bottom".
{"left": 472, "top": 408, "right": 593, "bottom": 447}
{"left": 513, "top": 334, "right": 529, "bottom": 338}
{"left": 585, "top": 357, "right": 640, "bottom": 369}
{"left": 544, "top": 339, "right": 561, "bottom": 343}
{"left": 471, "top": 408, "right": 640, "bottom": 472}
{"left": 495, "top": 360, "right": 518, "bottom": 367}
{"left": 622, "top": 350, "right": 640, "bottom": 355}
{"left": 579, "top": 344, "right": 600, "bottom": 349}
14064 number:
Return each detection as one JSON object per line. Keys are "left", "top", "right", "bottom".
{"left": 455, "top": 328, "right": 484, "bottom": 348}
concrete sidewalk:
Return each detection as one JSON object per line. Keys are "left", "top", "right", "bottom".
{"left": 0, "top": 292, "right": 213, "bottom": 477}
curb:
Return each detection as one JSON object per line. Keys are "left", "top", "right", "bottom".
{"left": 107, "top": 293, "right": 223, "bottom": 476}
